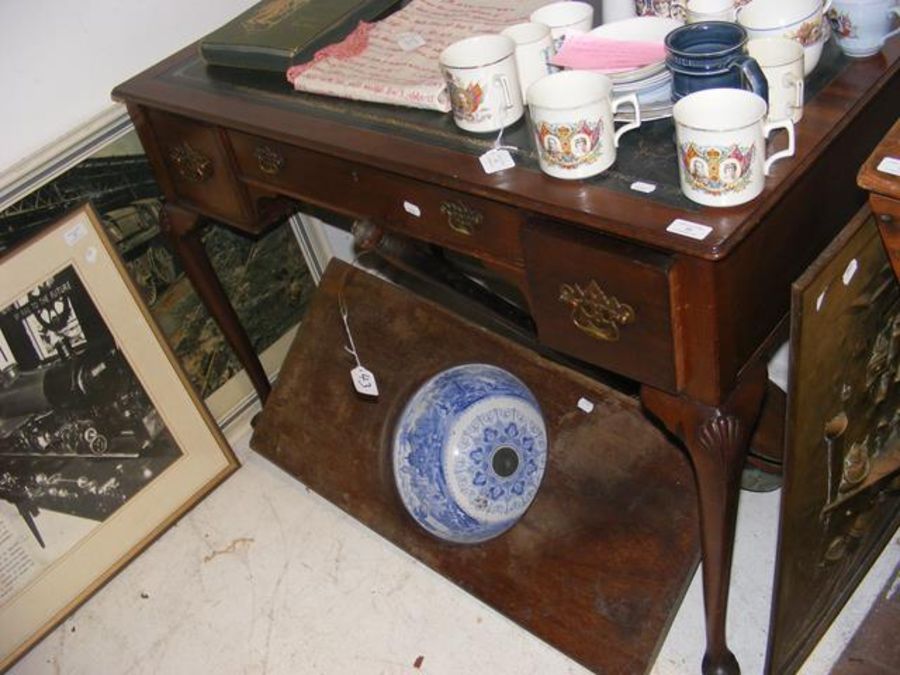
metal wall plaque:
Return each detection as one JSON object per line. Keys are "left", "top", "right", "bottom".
{"left": 768, "top": 207, "right": 900, "bottom": 673}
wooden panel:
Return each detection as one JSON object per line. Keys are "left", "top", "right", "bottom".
{"left": 767, "top": 206, "right": 900, "bottom": 674}
{"left": 250, "top": 259, "right": 699, "bottom": 675}
{"left": 522, "top": 221, "right": 677, "bottom": 391}
{"left": 228, "top": 129, "right": 525, "bottom": 265}
{"left": 145, "top": 110, "right": 254, "bottom": 228}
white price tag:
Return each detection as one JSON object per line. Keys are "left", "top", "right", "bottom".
{"left": 666, "top": 218, "right": 713, "bottom": 241}
{"left": 876, "top": 156, "right": 900, "bottom": 177}
{"left": 397, "top": 32, "right": 426, "bottom": 51}
{"left": 403, "top": 200, "right": 421, "bottom": 217}
{"left": 351, "top": 365, "right": 379, "bottom": 398}
{"left": 577, "top": 397, "right": 595, "bottom": 414}
{"left": 630, "top": 181, "right": 657, "bottom": 194}
{"left": 479, "top": 148, "right": 515, "bottom": 174}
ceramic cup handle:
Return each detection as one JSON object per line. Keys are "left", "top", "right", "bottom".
{"left": 763, "top": 118, "right": 795, "bottom": 175}
{"left": 821, "top": 0, "right": 833, "bottom": 15}
{"left": 785, "top": 72, "right": 804, "bottom": 113}
{"left": 731, "top": 55, "right": 769, "bottom": 103}
{"left": 881, "top": 7, "right": 900, "bottom": 45}
{"left": 492, "top": 74, "right": 515, "bottom": 110}
{"left": 611, "top": 93, "right": 641, "bottom": 146}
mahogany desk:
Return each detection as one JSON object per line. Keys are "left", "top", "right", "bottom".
{"left": 113, "top": 39, "right": 899, "bottom": 674}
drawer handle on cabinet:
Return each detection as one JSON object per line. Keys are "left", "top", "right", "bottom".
{"left": 254, "top": 145, "right": 285, "bottom": 175}
{"left": 440, "top": 200, "right": 482, "bottom": 236}
{"left": 167, "top": 142, "right": 213, "bottom": 183}
{"left": 559, "top": 280, "right": 635, "bottom": 342}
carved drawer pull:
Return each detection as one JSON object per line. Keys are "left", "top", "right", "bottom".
{"left": 440, "top": 200, "right": 482, "bottom": 236}
{"left": 167, "top": 142, "right": 213, "bottom": 183}
{"left": 559, "top": 280, "right": 635, "bottom": 342}
{"left": 255, "top": 145, "right": 285, "bottom": 175}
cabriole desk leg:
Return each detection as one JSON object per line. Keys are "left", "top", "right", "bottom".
{"left": 641, "top": 365, "right": 767, "bottom": 675}
{"left": 160, "top": 204, "right": 271, "bottom": 403}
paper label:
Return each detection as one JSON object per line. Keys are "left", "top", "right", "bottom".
{"left": 479, "top": 148, "right": 515, "bottom": 174}
{"left": 351, "top": 365, "right": 379, "bottom": 398}
{"left": 403, "top": 200, "right": 422, "bottom": 217}
{"left": 842, "top": 258, "right": 858, "bottom": 286}
{"left": 876, "top": 156, "right": 900, "bottom": 177}
{"left": 63, "top": 221, "right": 88, "bottom": 247}
{"left": 577, "top": 397, "right": 595, "bottom": 414}
{"left": 630, "top": 181, "right": 657, "bottom": 194}
{"left": 397, "top": 32, "right": 426, "bottom": 51}
{"left": 666, "top": 218, "right": 713, "bottom": 241}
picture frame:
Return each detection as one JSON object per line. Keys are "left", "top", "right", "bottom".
{"left": 1, "top": 107, "right": 318, "bottom": 428}
{"left": 0, "top": 204, "right": 239, "bottom": 669}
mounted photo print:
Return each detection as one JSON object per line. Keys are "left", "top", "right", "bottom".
{"left": 0, "top": 205, "right": 238, "bottom": 670}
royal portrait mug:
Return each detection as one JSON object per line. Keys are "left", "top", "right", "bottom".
{"left": 439, "top": 34, "right": 524, "bottom": 133}
{"left": 673, "top": 88, "right": 795, "bottom": 206}
{"left": 526, "top": 70, "right": 641, "bottom": 180}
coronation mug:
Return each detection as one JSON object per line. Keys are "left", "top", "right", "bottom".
{"left": 673, "top": 88, "right": 795, "bottom": 206}
{"left": 747, "top": 37, "right": 805, "bottom": 122}
{"left": 439, "top": 35, "right": 524, "bottom": 133}
{"left": 526, "top": 70, "right": 641, "bottom": 180}
{"left": 502, "top": 22, "right": 556, "bottom": 100}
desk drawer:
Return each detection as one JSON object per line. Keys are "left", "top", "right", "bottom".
{"left": 145, "top": 110, "right": 254, "bottom": 228}
{"left": 523, "top": 221, "right": 677, "bottom": 390}
{"left": 228, "top": 130, "right": 524, "bottom": 264}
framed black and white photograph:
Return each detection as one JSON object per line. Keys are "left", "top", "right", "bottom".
{"left": 0, "top": 205, "right": 239, "bottom": 669}
{"left": 1, "top": 114, "right": 318, "bottom": 425}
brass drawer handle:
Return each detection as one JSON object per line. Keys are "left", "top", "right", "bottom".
{"left": 559, "top": 280, "right": 635, "bottom": 342}
{"left": 168, "top": 142, "right": 213, "bottom": 183}
{"left": 440, "top": 200, "right": 482, "bottom": 236}
{"left": 254, "top": 145, "right": 285, "bottom": 175}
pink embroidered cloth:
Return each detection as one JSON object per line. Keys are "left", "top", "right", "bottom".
{"left": 286, "top": 0, "right": 553, "bottom": 111}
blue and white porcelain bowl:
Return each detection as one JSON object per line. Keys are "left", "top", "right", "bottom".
{"left": 392, "top": 364, "right": 548, "bottom": 544}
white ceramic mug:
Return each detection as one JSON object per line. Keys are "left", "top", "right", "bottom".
{"left": 747, "top": 38, "right": 805, "bottom": 122}
{"left": 530, "top": 1, "right": 595, "bottom": 51}
{"left": 673, "top": 88, "right": 795, "bottom": 206}
{"left": 828, "top": 0, "right": 900, "bottom": 57}
{"left": 686, "top": 0, "right": 737, "bottom": 22}
{"left": 526, "top": 70, "right": 641, "bottom": 180}
{"left": 439, "top": 35, "right": 524, "bottom": 133}
{"left": 501, "top": 22, "right": 556, "bottom": 100}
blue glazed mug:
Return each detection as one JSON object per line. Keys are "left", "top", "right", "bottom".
{"left": 665, "top": 21, "right": 769, "bottom": 102}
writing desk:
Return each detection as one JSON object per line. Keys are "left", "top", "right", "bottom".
{"left": 113, "top": 38, "right": 899, "bottom": 673}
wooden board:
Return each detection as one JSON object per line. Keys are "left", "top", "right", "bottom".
{"left": 768, "top": 206, "right": 900, "bottom": 673}
{"left": 251, "top": 259, "right": 700, "bottom": 674}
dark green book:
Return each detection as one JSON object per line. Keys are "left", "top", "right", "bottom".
{"left": 199, "top": 0, "right": 403, "bottom": 73}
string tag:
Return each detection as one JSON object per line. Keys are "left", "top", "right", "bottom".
{"left": 479, "top": 78, "right": 518, "bottom": 174}
{"left": 339, "top": 292, "right": 379, "bottom": 398}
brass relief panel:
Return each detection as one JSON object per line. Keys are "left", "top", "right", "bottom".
{"left": 769, "top": 210, "right": 900, "bottom": 674}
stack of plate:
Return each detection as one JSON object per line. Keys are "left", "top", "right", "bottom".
{"left": 587, "top": 17, "right": 684, "bottom": 121}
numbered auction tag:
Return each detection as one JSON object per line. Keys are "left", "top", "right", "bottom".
{"left": 351, "top": 365, "right": 379, "bottom": 398}
{"left": 480, "top": 148, "right": 515, "bottom": 174}
{"left": 876, "top": 156, "right": 900, "bottom": 177}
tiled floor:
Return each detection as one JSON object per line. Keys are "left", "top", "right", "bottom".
{"left": 8, "top": 404, "right": 900, "bottom": 674}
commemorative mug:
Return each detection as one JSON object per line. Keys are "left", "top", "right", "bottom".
{"left": 747, "top": 38, "right": 805, "bottom": 122}
{"left": 501, "top": 22, "right": 556, "bottom": 100}
{"left": 673, "top": 88, "right": 795, "bottom": 206}
{"left": 828, "top": 0, "right": 900, "bottom": 57}
{"left": 439, "top": 35, "right": 524, "bottom": 133}
{"left": 526, "top": 70, "right": 641, "bottom": 180}
{"left": 665, "top": 22, "right": 769, "bottom": 102}
{"left": 530, "top": 1, "right": 595, "bottom": 51}
{"left": 635, "top": 0, "right": 688, "bottom": 20}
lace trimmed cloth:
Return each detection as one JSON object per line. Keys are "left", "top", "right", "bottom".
{"left": 286, "top": 0, "right": 552, "bottom": 111}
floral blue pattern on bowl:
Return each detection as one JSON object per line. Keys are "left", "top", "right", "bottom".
{"left": 392, "top": 363, "right": 548, "bottom": 544}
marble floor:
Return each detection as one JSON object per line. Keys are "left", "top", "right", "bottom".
{"left": 8, "top": 403, "right": 900, "bottom": 675}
